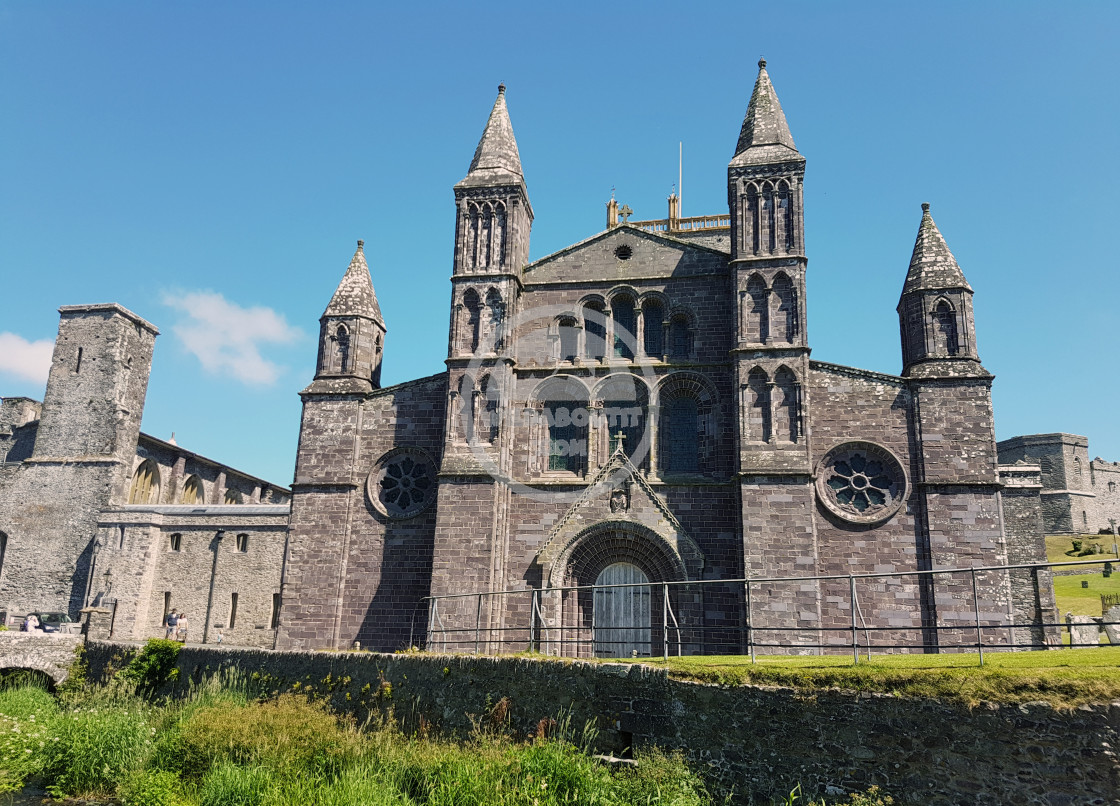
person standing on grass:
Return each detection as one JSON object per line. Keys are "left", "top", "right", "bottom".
{"left": 177, "top": 613, "right": 189, "bottom": 643}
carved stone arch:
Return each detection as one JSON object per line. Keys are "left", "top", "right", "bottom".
{"left": 477, "top": 372, "right": 500, "bottom": 444}
{"left": 609, "top": 289, "right": 638, "bottom": 361}
{"left": 455, "top": 372, "right": 476, "bottom": 443}
{"left": 606, "top": 285, "right": 639, "bottom": 303}
{"left": 772, "top": 364, "right": 801, "bottom": 443}
{"left": 666, "top": 307, "right": 695, "bottom": 360}
{"left": 581, "top": 296, "right": 608, "bottom": 362}
{"left": 930, "top": 296, "right": 960, "bottom": 356}
{"left": 460, "top": 288, "right": 483, "bottom": 353}
{"left": 746, "top": 366, "right": 772, "bottom": 443}
{"left": 554, "top": 520, "right": 697, "bottom": 589}
{"left": 745, "top": 272, "right": 770, "bottom": 343}
{"left": 771, "top": 271, "right": 797, "bottom": 343}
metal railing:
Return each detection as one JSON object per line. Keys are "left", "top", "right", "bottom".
{"left": 422, "top": 557, "right": 1118, "bottom": 664}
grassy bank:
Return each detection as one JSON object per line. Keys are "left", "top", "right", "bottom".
{"left": 0, "top": 641, "right": 894, "bottom": 806}
{"left": 625, "top": 647, "right": 1120, "bottom": 707}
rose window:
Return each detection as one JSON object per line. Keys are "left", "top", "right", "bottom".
{"left": 367, "top": 449, "right": 436, "bottom": 519}
{"left": 815, "top": 442, "right": 906, "bottom": 524}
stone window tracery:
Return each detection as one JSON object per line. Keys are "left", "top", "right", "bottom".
{"left": 128, "top": 459, "right": 161, "bottom": 504}
{"left": 932, "top": 300, "right": 959, "bottom": 356}
{"left": 180, "top": 475, "right": 204, "bottom": 505}
{"left": 367, "top": 448, "right": 437, "bottom": 519}
{"left": 816, "top": 442, "right": 907, "bottom": 525}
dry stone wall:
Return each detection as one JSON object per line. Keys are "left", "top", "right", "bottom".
{"left": 83, "top": 642, "right": 1120, "bottom": 805}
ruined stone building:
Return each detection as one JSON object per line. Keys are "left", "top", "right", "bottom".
{"left": 0, "top": 304, "right": 290, "bottom": 647}
{"left": 0, "top": 63, "right": 1065, "bottom": 655}
{"left": 997, "top": 434, "right": 1120, "bottom": 536}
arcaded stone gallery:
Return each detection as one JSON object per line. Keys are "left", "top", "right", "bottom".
{"left": 2, "top": 63, "right": 1082, "bottom": 654}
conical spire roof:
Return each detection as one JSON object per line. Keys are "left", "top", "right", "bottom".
{"left": 732, "top": 59, "right": 799, "bottom": 164}
{"left": 323, "top": 240, "right": 384, "bottom": 324}
{"left": 457, "top": 84, "right": 525, "bottom": 188}
{"left": 900, "top": 204, "right": 972, "bottom": 297}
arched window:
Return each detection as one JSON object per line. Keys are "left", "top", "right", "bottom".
{"left": 558, "top": 318, "right": 579, "bottom": 363}
{"left": 777, "top": 181, "right": 795, "bottom": 252}
{"left": 773, "top": 367, "right": 800, "bottom": 443}
{"left": 583, "top": 302, "right": 607, "bottom": 362}
{"left": 662, "top": 396, "right": 699, "bottom": 472}
{"left": 538, "top": 377, "right": 589, "bottom": 475}
{"left": 333, "top": 325, "right": 351, "bottom": 373}
{"left": 642, "top": 300, "right": 664, "bottom": 357}
{"left": 479, "top": 203, "right": 493, "bottom": 268}
{"left": 1074, "top": 456, "right": 1083, "bottom": 482}
{"left": 180, "top": 475, "right": 204, "bottom": 505}
{"left": 772, "top": 274, "right": 797, "bottom": 343}
{"left": 598, "top": 375, "right": 649, "bottom": 467}
{"left": 746, "top": 274, "right": 769, "bottom": 343}
{"left": 612, "top": 297, "right": 636, "bottom": 360}
{"left": 593, "top": 562, "right": 651, "bottom": 658}
{"left": 484, "top": 288, "right": 503, "bottom": 352}
{"left": 457, "top": 374, "right": 475, "bottom": 443}
{"left": 669, "top": 316, "right": 692, "bottom": 360}
{"left": 746, "top": 183, "right": 761, "bottom": 254}
{"left": 465, "top": 204, "right": 480, "bottom": 270}
{"left": 462, "top": 289, "right": 482, "bottom": 354}
{"left": 747, "top": 368, "right": 771, "bottom": 443}
{"left": 128, "top": 459, "right": 161, "bottom": 504}
{"left": 478, "top": 374, "right": 500, "bottom": 444}
{"left": 932, "top": 300, "right": 959, "bottom": 356}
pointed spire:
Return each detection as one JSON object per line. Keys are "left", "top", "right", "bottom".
{"left": 733, "top": 58, "right": 798, "bottom": 160}
{"left": 323, "top": 239, "right": 384, "bottom": 324}
{"left": 900, "top": 204, "right": 972, "bottom": 296}
{"left": 458, "top": 84, "right": 525, "bottom": 187}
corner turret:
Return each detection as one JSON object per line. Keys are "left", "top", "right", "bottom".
{"left": 313, "top": 240, "right": 386, "bottom": 391}
{"left": 897, "top": 204, "right": 986, "bottom": 378}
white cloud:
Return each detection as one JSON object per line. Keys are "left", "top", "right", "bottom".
{"left": 0, "top": 333, "right": 54, "bottom": 385}
{"left": 161, "top": 291, "right": 302, "bottom": 386}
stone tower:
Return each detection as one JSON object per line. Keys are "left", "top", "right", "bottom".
{"left": 33, "top": 304, "right": 157, "bottom": 467}
{"left": 897, "top": 204, "right": 983, "bottom": 378}
{"left": 728, "top": 60, "right": 819, "bottom": 646}
{"left": 0, "top": 303, "right": 158, "bottom": 617}
{"left": 430, "top": 85, "right": 533, "bottom": 642}
{"left": 312, "top": 240, "right": 386, "bottom": 393}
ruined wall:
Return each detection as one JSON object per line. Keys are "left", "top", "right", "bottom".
{"left": 91, "top": 505, "right": 290, "bottom": 647}
{"left": 83, "top": 644, "right": 1120, "bottom": 806}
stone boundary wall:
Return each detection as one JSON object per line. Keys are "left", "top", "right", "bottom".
{"left": 83, "top": 642, "right": 1120, "bottom": 804}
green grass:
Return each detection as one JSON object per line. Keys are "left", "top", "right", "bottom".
{"left": 0, "top": 677, "right": 722, "bottom": 805}
{"left": 1045, "top": 534, "right": 1119, "bottom": 565}
{"left": 621, "top": 647, "right": 1120, "bottom": 708}
{"left": 1052, "top": 573, "right": 1120, "bottom": 616}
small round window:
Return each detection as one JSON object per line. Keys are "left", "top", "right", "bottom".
{"left": 815, "top": 441, "right": 907, "bottom": 525}
{"left": 367, "top": 448, "right": 437, "bottom": 519}
{"left": 614, "top": 244, "right": 633, "bottom": 260}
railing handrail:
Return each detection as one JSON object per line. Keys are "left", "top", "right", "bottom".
{"left": 420, "top": 556, "right": 1113, "bottom": 605}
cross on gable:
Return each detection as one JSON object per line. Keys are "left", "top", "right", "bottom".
{"left": 618, "top": 205, "right": 633, "bottom": 222}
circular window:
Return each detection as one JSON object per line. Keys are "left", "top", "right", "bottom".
{"left": 614, "top": 244, "right": 633, "bottom": 260}
{"left": 367, "top": 448, "right": 437, "bottom": 519}
{"left": 815, "top": 442, "right": 907, "bottom": 525}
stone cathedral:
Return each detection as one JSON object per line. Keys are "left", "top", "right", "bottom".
{"left": 0, "top": 62, "right": 1067, "bottom": 654}
{"left": 273, "top": 61, "right": 1056, "bottom": 655}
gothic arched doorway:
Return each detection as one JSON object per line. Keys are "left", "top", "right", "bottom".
{"left": 593, "top": 562, "right": 651, "bottom": 657}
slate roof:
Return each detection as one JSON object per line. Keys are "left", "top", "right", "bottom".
{"left": 456, "top": 84, "right": 525, "bottom": 189}
{"left": 731, "top": 59, "right": 802, "bottom": 166}
{"left": 322, "top": 240, "right": 384, "bottom": 324}
{"left": 900, "top": 204, "right": 972, "bottom": 296}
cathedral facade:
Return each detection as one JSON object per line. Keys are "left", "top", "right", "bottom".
{"left": 274, "top": 62, "right": 1055, "bottom": 655}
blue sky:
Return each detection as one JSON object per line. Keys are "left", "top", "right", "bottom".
{"left": 1, "top": 2, "right": 1118, "bottom": 485}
